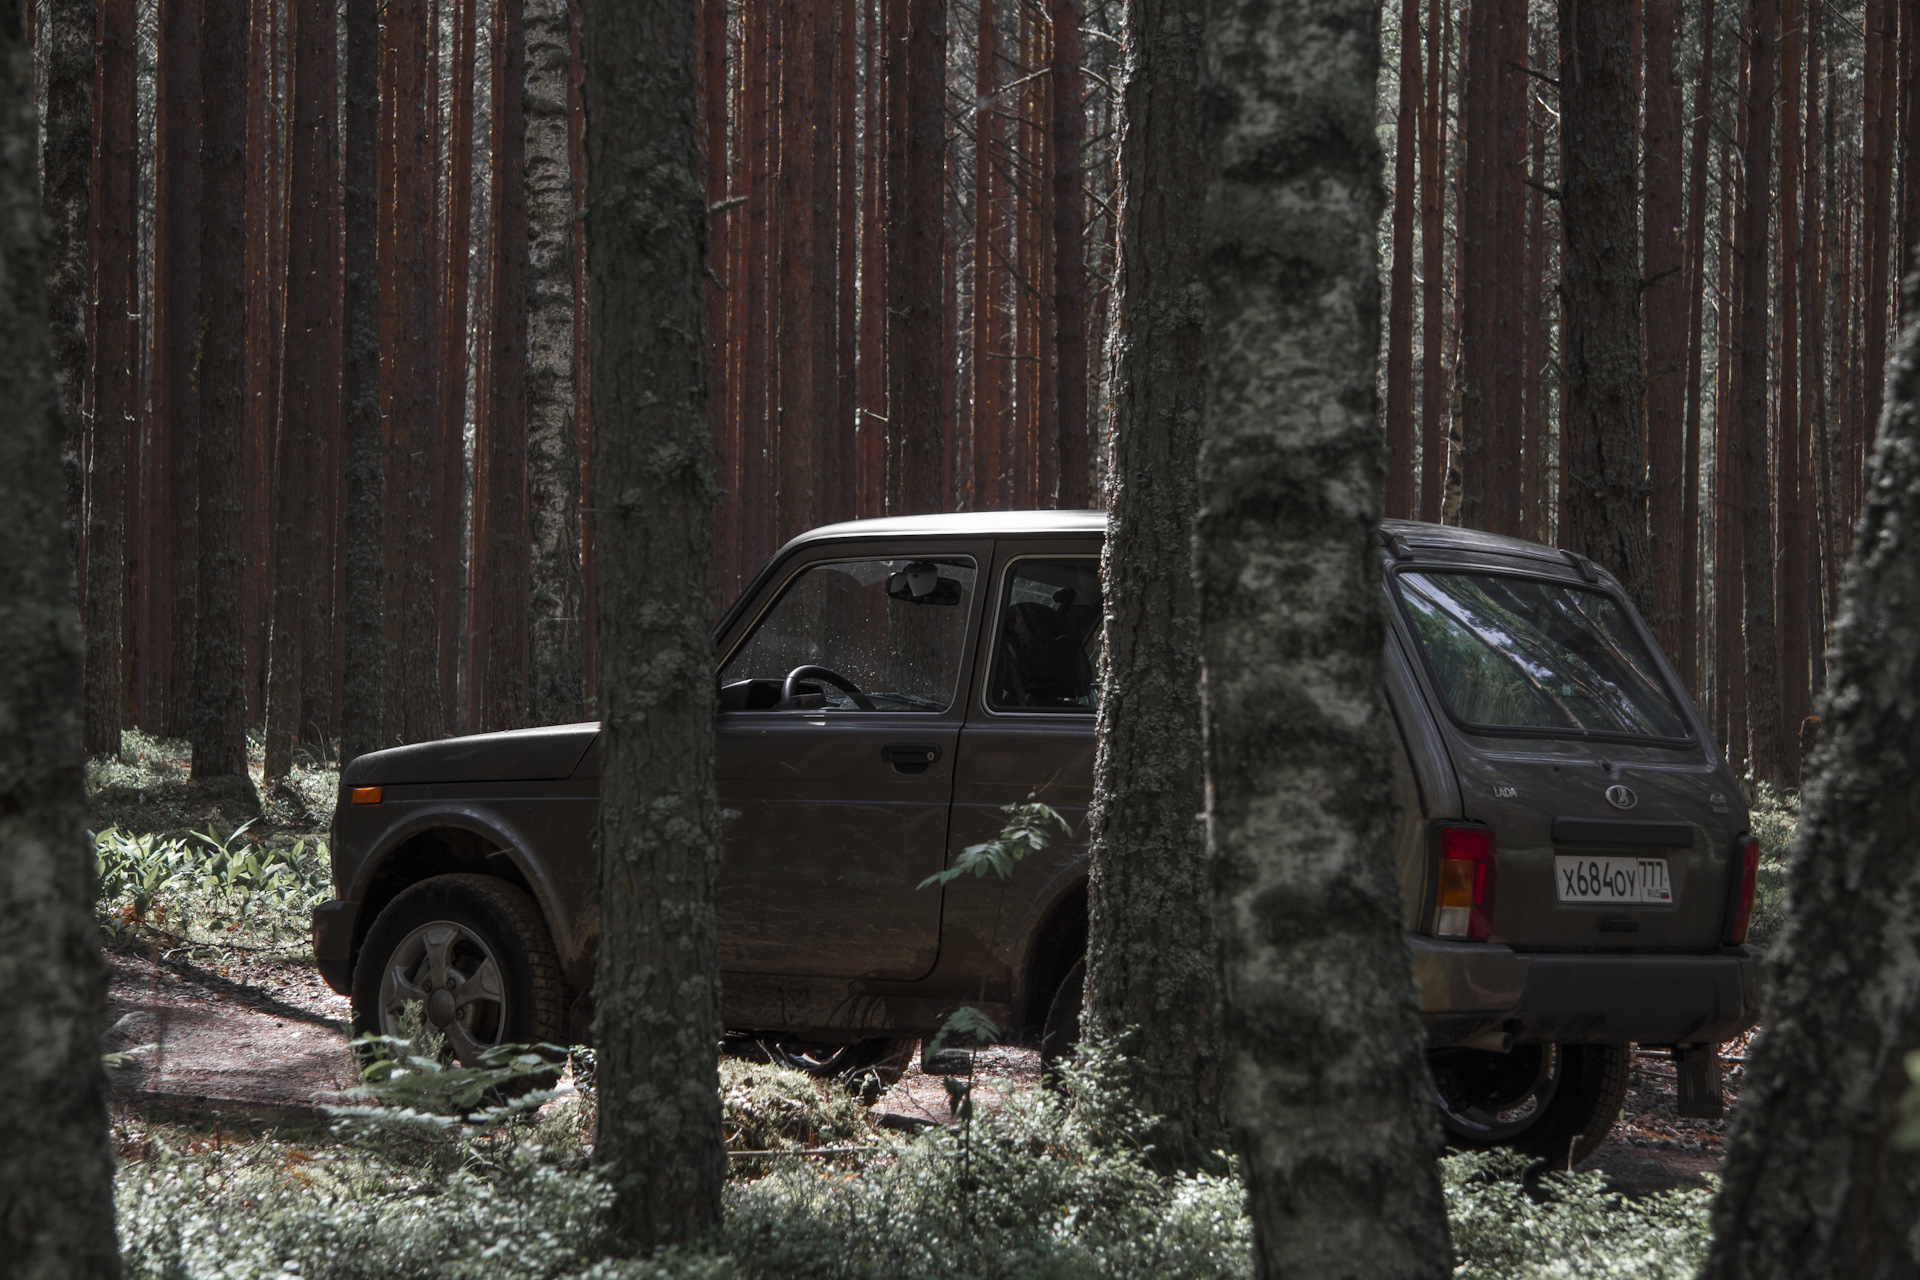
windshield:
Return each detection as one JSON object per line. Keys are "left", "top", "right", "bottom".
{"left": 1393, "top": 571, "right": 1689, "bottom": 739}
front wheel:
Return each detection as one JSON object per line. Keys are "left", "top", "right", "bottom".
{"left": 351, "top": 874, "right": 568, "bottom": 1066}
{"left": 1428, "top": 1041, "right": 1628, "bottom": 1166}
{"left": 728, "top": 1035, "right": 918, "bottom": 1091}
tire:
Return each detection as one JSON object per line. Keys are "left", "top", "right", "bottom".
{"left": 727, "top": 1035, "right": 919, "bottom": 1094}
{"left": 351, "top": 874, "right": 568, "bottom": 1068}
{"left": 1429, "top": 1041, "right": 1629, "bottom": 1167}
{"left": 1040, "top": 956, "right": 1085, "bottom": 1082}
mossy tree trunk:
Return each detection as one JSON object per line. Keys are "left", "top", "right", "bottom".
{"left": 584, "top": 0, "right": 726, "bottom": 1248}
{"left": 1193, "top": 0, "right": 1451, "bottom": 1274}
{"left": 1703, "top": 282, "right": 1920, "bottom": 1279}
{"left": 0, "top": 4, "right": 122, "bottom": 1270}
{"left": 1083, "top": 0, "right": 1222, "bottom": 1167}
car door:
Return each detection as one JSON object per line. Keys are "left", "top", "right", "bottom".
{"left": 714, "top": 544, "right": 986, "bottom": 980}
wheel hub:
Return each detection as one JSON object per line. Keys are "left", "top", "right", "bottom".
{"left": 426, "top": 987, "right": 458, "bottom": 1027}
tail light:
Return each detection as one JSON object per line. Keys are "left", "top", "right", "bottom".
{"left": 1436, "top": 824, "right": 1496, "bottom": 941}
{"left": 1724, "top": 833, "right": 1761, "bottom": 944}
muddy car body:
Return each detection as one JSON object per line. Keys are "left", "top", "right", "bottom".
{"left": 315, "top": 511, "right": 1761, "bottom": 1157}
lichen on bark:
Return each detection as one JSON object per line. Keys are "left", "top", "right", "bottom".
{"left": 1703, "top": 281, "right": 1920, "bottom": 1280}
{"left": 1193, "top": 0, "right": 1451, "bottom": 1275}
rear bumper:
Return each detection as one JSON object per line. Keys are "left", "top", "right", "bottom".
{"left": 312, "top": 899, "right": 359, "bottom": 996}
{"left": 1409, "top": 935, "right": 1761, "bottom": 1047}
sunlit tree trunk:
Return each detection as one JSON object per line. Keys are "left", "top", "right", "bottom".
{"left": 1677, "top": 0, "right": 1716, "bottom": 693}
{"left": 1194, "top": 0, "right": 1451, "bottom": 1273}
{"left": 1383, "top": 0, "right": 1419, "bottom": 520}
{"left": 339, "top": 0, "right": 383, "bottom": 763}
{"left": 583, "top": 0, "right": 725, "bottom": 1246}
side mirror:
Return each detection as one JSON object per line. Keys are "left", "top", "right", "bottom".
{"left": 886, "top": 561, "right": 962, "bottom": 606}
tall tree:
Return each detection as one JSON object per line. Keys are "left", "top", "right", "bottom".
{"left": 153, "top": 0, "right": 203, "bottom": 742}
{"left": 264, "top": 0, "right": 338, "bottom": 781}
{"left": 1416, "top": 0, "right": 1446, "bottom": 522}
{"left": 1702, "top": 280, "right": 1920, "bottom": 1280}
{"left": 1383, "top": 0, "right": 1419, "bottom": 520}
{"left": 1732, "top": 0, "right": 1782, "bottom": 783}
{"left": 526, "top": 0, "right": 586, "bottom": 726}
{"left": 1860, "top": 0, "right": 1893, "bottom": 440}
{"left": 1642, "top": 0, "right": 1686, "bottom": 659}
{"left": 1050, "top": 0, "right": 1089, "bottom": 508}
{"left": 774, "top": 0, "right": 819, "bottom": 544}
{"left": 192, "top": 0, "right": 253, "bottom": 781}
{"left": 583, "top": 0, "right": 725, "bottom": 1247}
{"left": 83, "top": 0, "right": 139, "bottom": 756}
{"left": 339, "top": 0, "right": 383, "bottom": 763}
{"left": 0, "top": 4, "right": 121, "bottom": 1270}
{"left": 1193, "top": 0, "right": 1451, "bottom": 1274}
{"left": 1083, "top": 0, "right": 1220, "bottom": 1166}
{"left": 40, "top": 0, "right": 89, "bottom": 540}
{"left": 1677, "top": 0, "right": 1716, "bottom": 691}
{"left": 1557, "top": 0, "right": 1650, "bottom": 612}
{"left": 1776, "top": 0, "right": 1812, "bottom": 762}
{"left": 883, "top": 0, "right": 945, "bottom": 515}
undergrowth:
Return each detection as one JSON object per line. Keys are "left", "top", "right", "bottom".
{"left": 115, "top": 1038, "right": 1715, "bottom": 1280}
{"left": 93, "top": 820, "right": 332, "bottom": 955}
{"left": 1745, "top": 783, "right": 1799, "bottom": 946}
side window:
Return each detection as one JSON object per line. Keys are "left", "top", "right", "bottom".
{"left": 719, "top": 557, "right": 976, "bottom": 712}
{"left": 988, "top": 559, "right": 1103, "bottom": 712}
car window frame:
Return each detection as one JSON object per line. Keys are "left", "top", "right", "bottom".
{"left": 977, "top": 549, "right": 1105, "bottom": 719}
{"left": 714, "top": 539, "right": 990, "bottom": 719}
{"left": 1384, "top": 560, "right": 1698, "bottom": 749}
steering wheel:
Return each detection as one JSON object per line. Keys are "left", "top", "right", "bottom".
{"left": 781, "top": 665, "right": 877, "bottom": 711}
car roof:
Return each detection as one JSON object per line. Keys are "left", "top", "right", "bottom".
{"left": 776, "top": 508, "right": 1108, "bottom": 554}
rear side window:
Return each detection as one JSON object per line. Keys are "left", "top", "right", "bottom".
{"left": 988, "top": 559, "right": 1103, "bottom": 712}
{"left": 1393, "top": 571, "right": 1689, "bottom": 739}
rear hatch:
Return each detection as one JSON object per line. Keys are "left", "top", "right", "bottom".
{"left": 1388, "top": 559, "right": 1747, "bottom": 954}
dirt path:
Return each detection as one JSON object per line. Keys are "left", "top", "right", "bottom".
{"left": 104, "top": 951, "right": 1742, "bottom": 1196}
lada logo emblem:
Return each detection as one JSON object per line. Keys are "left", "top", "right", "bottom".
{"left": 1605, "top": 784, "right": 1638, "bottom": 810}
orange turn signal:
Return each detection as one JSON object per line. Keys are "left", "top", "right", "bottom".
{"left": 351, "top": 786, "right": 382, "bottom": 805}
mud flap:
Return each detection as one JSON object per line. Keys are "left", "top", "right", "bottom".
{"left": 1673, "top": 1043, "right": 1723, "bottom": 1118}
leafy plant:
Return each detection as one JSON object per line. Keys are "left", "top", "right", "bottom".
{"left": 93, "top": 820, "right": 332, "bottom": 952}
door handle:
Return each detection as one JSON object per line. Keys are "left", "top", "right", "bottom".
{"left": 882, "top": 743, "right": 941, "bottom": 773}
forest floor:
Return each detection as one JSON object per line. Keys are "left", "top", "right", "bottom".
{"left": 89, "top": 730, "right": 1747, "bottom": 1198}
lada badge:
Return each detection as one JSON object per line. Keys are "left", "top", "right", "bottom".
{"left": 1605, "top": 784, "right": 1638, "bottom": 810}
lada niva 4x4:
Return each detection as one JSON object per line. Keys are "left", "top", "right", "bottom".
{"left": 314, "top": 512, "right": 1762, "bottom": 1161}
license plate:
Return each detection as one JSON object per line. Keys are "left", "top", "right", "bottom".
{"left": 1555, "top": 855, "right": 1673, "bottom": 904}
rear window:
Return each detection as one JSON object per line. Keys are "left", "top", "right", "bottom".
{"left": 1392, "top": 571, "right": 1689, "bottom": 739}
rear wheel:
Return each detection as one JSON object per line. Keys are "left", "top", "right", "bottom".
{"left": 727, "top": 1035, "right": 918, "bottom": 1091}
{"left": 1040, "top": 957, "right": 1085, "bottom": 1081}
{"left": 351, "top": 874, "right": 567, "bottom": 1067}
{"left": 1429, "top": 1041, "right": 1628, "bottom": 1166}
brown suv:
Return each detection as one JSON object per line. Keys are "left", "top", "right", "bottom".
{"left": 314, "top": 511, "right": 1761, "bottom": 1160}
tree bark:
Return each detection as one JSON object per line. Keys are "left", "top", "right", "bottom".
{"left": 1861, "top": 0, "right": 1893, "bottom": 441}
{"left": 83, "top": 0, "right": 139, "bottom": 756}
{"left": 883, "top": 0, "right": 945, "bottom": 516}
{"left": 525, "top": 0, "right": 585, "bottom": 726}
{"left": 339, "top": 0, "right": 383, "bottom": 763}
{"left": 1677, "top": 0, "right": 1716, "bottom": 694}
{"left": 192, "top": 0, "right": 253, "bottom": 780}
{"left": 1455, "top": 0, "right": 1494, "bottom": 531}
{"left": 774, "top": 0, "right": 817, "bottom": 545}
{"left": 1775, "top": 0, "right": 1810, "bottom": 771}
{"left": 1557, "top": 0, "right": 1650, "bottom": 613}
{"left": 1732, "top": 0, "right": 1781, "bottom": 783}
{"left": 0, "top": 7, "right": 122, "bottom": 1270}
{"left": 264, "top": 0, "right": 337, "bottom": 780}
{"left": 1417, "top": 0, "right": 1446, "bottom": 523}
{"left": 1703, "top": 275, "right": 1920, "bottom": 1280}
{"left": 41, "top": 0, "right": 90, "bottom": 550}
{"left": 438, "top": 0, "right": 478, "bottom": 734}
{"left": 1194, "top": 1, "right": 1451, "bottom": 1274}
{"left": 1084, "top": 0, "right": 1221, "bottom": 1166}
{"left": 583, "top": 0, "right": 725, "bottom": 1247}
{"left": 1642, "top": 0, "right": 1685, "bottom": 661}
{"left": 1383, "top": 0, "right": 1419, "bottom": 521}
{"left": 1050, "top": 0, "right": 1088, "bottom": 508}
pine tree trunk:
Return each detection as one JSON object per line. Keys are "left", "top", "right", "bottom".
{"left": 971, "top": 0, "right": 1002, "bottom": 511}
{"left": 1195, "top": 1, "right": 1451, "bottom": 1273}
{"left": 0, "top": 7, "right": 121, "bottom": 1269}
{"left": 339, "top": 0, "right": 383, "bottom": 763}
{"left": 883, "top": 0, "right": 944, "bottom": 515}
{"left": 1455, "top": 0, "right": 1494, "bottom": 530}
{"left": 1703, "top": 276, "right": 1920, "bottom": 1280}
{"left": 1383, "top": 0, "right": 1419, "bottom": 521}
{"left": 193, "top": 0, "right": 254, "bottom": 780}
{"left": 382, "top": 0, "right": 445, "bottom": 745}
{"left": 41, "top": 0, "right": 90, "bottom": 549}
{"left": 582, "top": 0, "right": 725, "bottom": 1245}
{"left": 1417, "top": 0, "right": 1446, "bottom": 523}
{"left": 1732, "top": 0, "right": 1781, "bottom": 783}
{"left": 1860, "top": 0, "right": 1893, "bottom": 440}
{"left": 1775, "top": 0, "right": 1811, "bottom": 770}
{"left": 264, "top": 0, "right": 337, "bottom": 781}
{"left": 525, "top": 0, "right": 585, "bottom": 726}
{"left": 438, "top": 0, "right": 479, "bottom": 734}
{"left": 1557, "top": 0, "right": 1651, "bottom": 612}
{"left": 1642, "top": 0, "right": 1686, "bottom": 661}
{"left": 774, "top": 0, "right": 817, "bottom": 545}
{"left": 1050, "top": 0, "right": 1088, "bottom": 508}
{"left": 1678, "top": 0, "right": 1716, "bottom": 694}
{"left": 1488, "top": 0, "right": 1524, "bottom": 534}
{"left": 1084, "top": 0, "right": 1220, "bottom": 1166}
{"left": 84, "top": 0, "right": 139, "bottom": 757}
